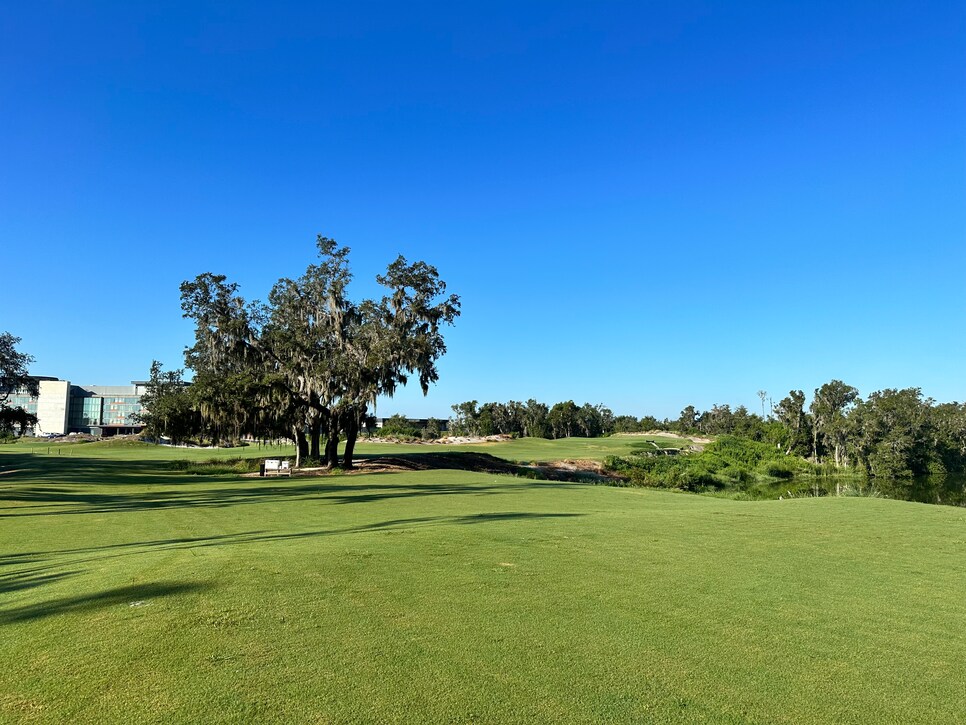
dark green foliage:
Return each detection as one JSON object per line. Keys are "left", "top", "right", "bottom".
{"left": 611, "top": 415, "right": 641, "bottom": 433}
{"left": 449, "top": 400, "right": 481, "bottom": 436}
{"left": 607, "top": 436, "right": 810, "bottom": 491}
{"left": 759, "top": 460, "right": 797, "bottom": 479}
{"left": 773, "top": 390, "right": 811, "bottom": 456}
{"left": 667, "top": 403, "right": 773, "bottom": 440}
{"left": 377, "top": 414, "right": 423, "bottom": 439}
{"left": 136, "top": 362, "right": 199, "bottom": 445}
{"left": 0, "top": 406, "right": 37, "bottom": 438}
{"left": 422, "top": 417, "right": 443, "bottom": 440}
{"left": 810, "top": 380, "right": 859, "bottom": 466}
{"left": 847, "top": 388, "right": 939, "bottom": 478}
{"left": 179, "top": 236, "right": 460, "bottom": 468}
{"left": 0, "top": 332, "right": 38, "bottom": 438}
{"left": 666, "top": 381, "right": 966, "bottom": 484}
{"left": 450, "top": 399, "right": 615, "bottom": 439}
{"left": 0, "top": 331, "right": 38, "bottom": 405}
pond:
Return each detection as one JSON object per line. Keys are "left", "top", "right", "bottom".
{"left": 755, "top": 474, "right": 966, "bottom": 507}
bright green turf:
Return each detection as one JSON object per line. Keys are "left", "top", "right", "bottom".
{"left": 9, "top": 433, "right": 685, "bottom": 464}
{"left": 353, "top": 433, "right": 687, "bottom": 462}
{"left": 1, "top": 446, "right": 965, "bottom": 723}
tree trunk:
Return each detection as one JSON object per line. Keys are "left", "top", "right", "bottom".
{"left": 342, "top": 412, "right": 359, "bottom": 470}
{"left": 294, "top": 426, "right": 308, "bottom": 468}
{"left": 309, "top": 415, "right": 322, "bottom": 461}
{"left": 834, "top": 441, "right": 848, "bottom": 469}
{"left": 324, "top": 415, "right": 340, "bottom": 468}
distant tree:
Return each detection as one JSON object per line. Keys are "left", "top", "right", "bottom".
{"left": 450, "top": 401, "right": 480, "bottom": 436}
{"left": 773, "top": 390, "right": 810, "bottom": 456}
{"left": 848, "top": 388, "right": 935, "bottom": 478}
{"left": 0, "top": 332, "right": 38, "bottom": 405}
{"left": 575, "top": 403, "right": 612, "bottom": 437}
{"left": 378, "top": 414, "right": 422, "bottom": 439}
{"left": 729, "top": 405, "right": 767, "bottom": 440}
{"left": 598, "top": 405, "right": 615, "bottom": 435}
{"left": 548, "top": 400, "right": 579, "bottom": 439}
{"left": 699, "top": 404, "right": 735, "bottom": 436}
{"left": 612, "top": 415, "right": 641, "bottom": 433}
{"left": 476, "top": 404, "right": 496, "bottom": 436}
{"left": 422, "top": 417, "right": 443, "bottom": 440}
{"left": 677, "top": 405, "right": 699, "bottom": 433}
{"left": 640, "top": 415, "right": 662, "bottom": 431}
{"left": 137, "top": 361, "right": 198, "bottom": 444}
{"left": 0, "top": 333, "right": 38, "bottom": 438}
{"left": 930, "top": 402, "right": 966, "bottom": 473}
{"left": 491, "top": 401, "right": 526, "bottom": 436}
{"left": 810, "top": 380, "right": 859, "bottom": 466}
{"left": 522, "top": 399, "right": 550, "bottom": 439}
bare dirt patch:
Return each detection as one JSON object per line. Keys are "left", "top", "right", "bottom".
{"left": 366, "top": 434, "right": 514, "bottom": 445}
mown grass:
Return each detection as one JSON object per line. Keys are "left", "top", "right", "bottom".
{"left": 1, "top": 445, "right": 964, "bottom": 723}
{"left": 9, "top": 433, "right": 687, "bottom": 464}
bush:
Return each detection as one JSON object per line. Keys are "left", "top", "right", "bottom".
{"left": 759, "top": 460, "right": 797, "bottom": 479}
{"left": 378, "top": 414, "right": 422, "bottom": 439}
{"left": 606, "top": 435, "right": 812, "bottom": 492}
{"left": 172, "top": 457, "right": 264, "bottom": 475}
{"left": 718, "top": 465, "right": 754, "bottom": 487}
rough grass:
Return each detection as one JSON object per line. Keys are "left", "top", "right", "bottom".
{"left": 1, "top": 446, "right": 965, "bottom": 723}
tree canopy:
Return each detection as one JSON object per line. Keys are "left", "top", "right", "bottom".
{"left": 177, "top": 236, "right": 459, "bottom": 468}
{"left": 0, "top": 332, "right": 38, "bottom": 437}
{"left": 0, "top": 332, "right": 38, "bottom": 405}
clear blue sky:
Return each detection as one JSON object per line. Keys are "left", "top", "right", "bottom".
{"left": 2, "top": 1, "right": 963, "bottom": 419}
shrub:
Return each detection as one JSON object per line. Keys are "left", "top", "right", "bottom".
{"left": 718, "top": 465, "right": 754, "bottom": 487}
{"left": 606, "top": 435, "right": 813, "bottom": 492}
{"left": 760, "top": 460, "right": 797, "bottom": 479}
{"left": 378, "top": 414, "right": 422, "bottom": 439}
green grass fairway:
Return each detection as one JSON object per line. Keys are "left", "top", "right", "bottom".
{"left": 353, "top": 433, "right": 687, "bottom": 463}
{"left": 2, "top": 447, "right": 965, "bottom": 723}
{"left": 10, "top": 432, "right": 685, "bottom": 465}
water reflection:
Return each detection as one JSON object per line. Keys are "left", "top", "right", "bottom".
{"left": 759, "top": 474, "right": 966, "bottom": 507}
{"left": 878, "top": 474, "right": 966, "bottom": 507}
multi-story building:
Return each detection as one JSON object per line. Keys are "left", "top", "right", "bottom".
{"left": 2, "top": 378, "right": 148, "bottom": 436}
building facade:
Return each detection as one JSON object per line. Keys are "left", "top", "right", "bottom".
{"left": 3, "top": 378, "right": 148, "bottom": 436}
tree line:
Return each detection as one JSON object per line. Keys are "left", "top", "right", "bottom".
{"left": 450, "top": 381, "right": 966, "bottom": 479}
{"left": 670, "top": 382, "right": 966, "bottom": 479}
{"left": 5, "top": 311, "right": 965, "bottom": 480}
{"left": 449, "top": 399, "right": 664, "bottom": 439}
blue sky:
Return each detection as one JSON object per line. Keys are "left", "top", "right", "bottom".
{"left": 2, "top": 1, "right": 963, "bottom": 419}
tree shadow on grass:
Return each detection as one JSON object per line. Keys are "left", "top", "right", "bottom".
{"left": 0, "top": 569, "right": 79, "bottom": 595}
{"left": 0, "top": 512, "right": 585, "bottom": 605}
{"left": 5, "top": 512, "right": 584, "bottom": 567}
{"left": 0, "top": 581, "right": 209, "bottom": 625}
{"left": 0, "top": 454, "right": 582, "bottom": 518}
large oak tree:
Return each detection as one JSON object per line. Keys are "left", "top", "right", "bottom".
{"left": 179, "top": 236, "right": 459, "bottom": 468}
